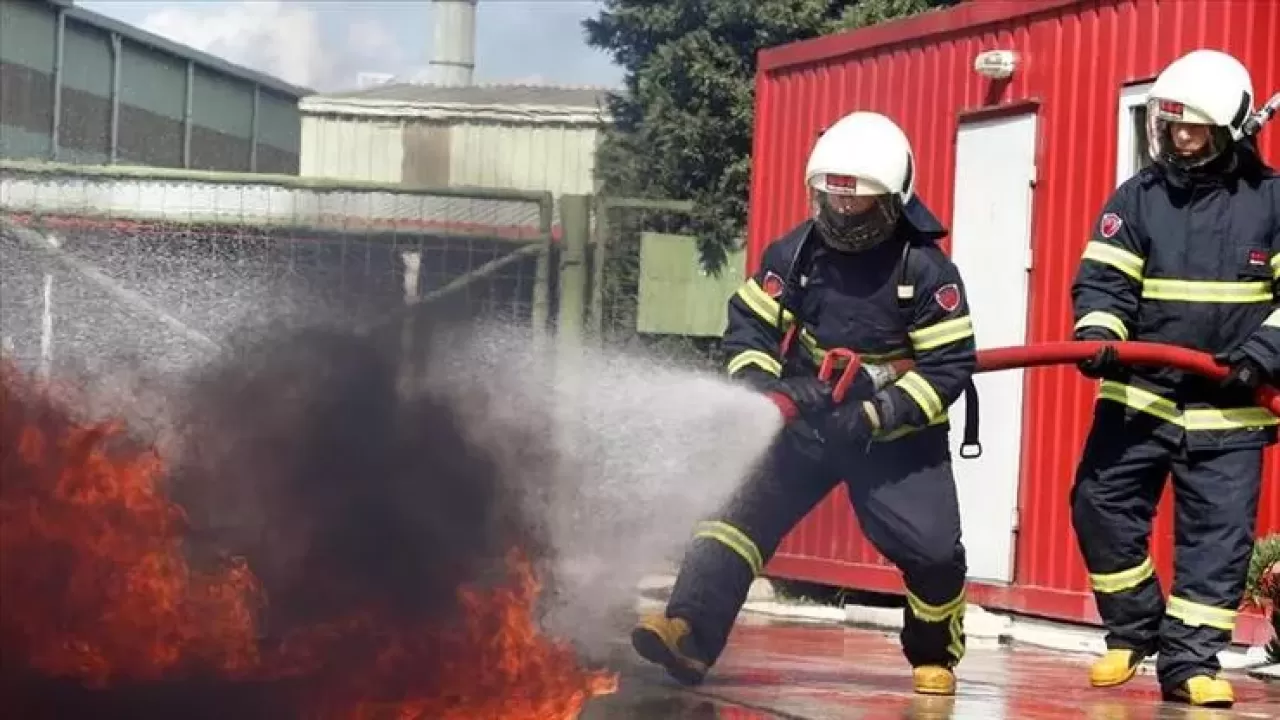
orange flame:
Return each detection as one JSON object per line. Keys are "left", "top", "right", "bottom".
{"left": 0, "top": 359, "right": 617, "bottom": 717}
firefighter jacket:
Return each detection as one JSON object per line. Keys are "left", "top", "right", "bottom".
{"left": 1072, "top": 142, "right": 1280, "bottom": 449}
{"left": 723, "top": 200, "right": 978, "bottom": 443}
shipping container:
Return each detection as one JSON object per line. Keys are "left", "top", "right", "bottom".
{"left": 747, "top": 0, "right": 1280, "bottom": 645}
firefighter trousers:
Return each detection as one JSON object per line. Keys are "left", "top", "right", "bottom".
{"left": 1070, "top": 406, "right": 1263, "bottom": 689}
{"left": 665, "top": 423, "right": 968, "bottom": 669}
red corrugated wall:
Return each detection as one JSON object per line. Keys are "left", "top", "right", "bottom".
{"left": 748, "top": 0, "right": 1280, "bottom": 644}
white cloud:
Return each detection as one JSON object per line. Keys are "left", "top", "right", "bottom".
{"left": 80, "top": 0, "right": 622, "bottom": 92}
{"left": 137, "top": 1, "right": 363, "bottom": 90}
{"left": 346, "top": 17, "right": 402, "bottom": 63}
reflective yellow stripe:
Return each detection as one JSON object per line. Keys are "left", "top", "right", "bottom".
{"left": 1265, "top": 309, "right": 1280, "bottom": 328}
{"left": 736, "top": 279, "right": 793, "bottom": 327}
{"left": 873, "top": 413, "right": 948, "bottom": 442}
{"left": 908, "top": 315, "right": 974, "bottom": 351}
{"left": 693, "top": 520, "right": 763, "bottom": 576}
{"left": 906, "top": 589, "right": 966, "bottom": 623}
{"left": 863, "top": 401, "right": 881, "bottom": 432}
{"left": 736, "top": 279, "right": 824, "bottom": 361}
{"left": 1183, "top": 406, "right": 1280, "bottom": 430}
{"left": 736, "top": 279, "right": 913, "bottom": 367}
{"left": 907, "top": 589, "right": 967, "bottom": 663}
{"left": 726, "top": 350, "right": 781, "bottom": 377}
{"left": 1141, "top": 278, "right": 1271, "bottom": 303}
{"left": 1089, "top": 557, "right": 1154, "bottom": 593}
{"left": 1098, "top": 381, "right": 1181, "bottom": 423}
{"left": 1167, "top": 596, "right": 1237, "bottom": 631}
{"left": 1074, "top": 311, "right": 1129, "bottom": 340}
{"left": 1271, "top": 252, "right": 1280, "bottom": 281}
{"left": 895, "top": 371, "right": 944, "bottom": 422}
{"left": 1082, "top": 241, "right": 1144, "bottom": 281}
{"left": 1098, "top": 380, "right": 1280, "bottom": 429}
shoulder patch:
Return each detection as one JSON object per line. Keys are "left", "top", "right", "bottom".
{"left": 934, "top": 283, "right": 961, "bottom": 313}
{"left": 1099, "top": 212, "right": 1123, "bottom": 239}
{"left": 761, "top": 271, "right": 785, "bottom": 299}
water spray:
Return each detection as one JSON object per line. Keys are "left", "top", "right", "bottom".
{"left": 1, "top": 218, "right": 219, "bottom": 351}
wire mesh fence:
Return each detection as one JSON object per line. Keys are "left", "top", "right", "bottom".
{"left": 0, "top": 160, "right": 554, "bottom": 378}
{"left": 586, "top": 196, "right": 737, "bottom": 374}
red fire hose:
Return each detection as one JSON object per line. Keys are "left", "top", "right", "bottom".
{"left": 978, "top": 341, "right": 1280, "bottom": 417}
{"left": 770, "top": 340, "right": 1280, "bottom": 421}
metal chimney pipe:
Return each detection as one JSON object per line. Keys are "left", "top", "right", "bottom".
{"left": 427, "top": 0, "right": 477, "bottom": 86}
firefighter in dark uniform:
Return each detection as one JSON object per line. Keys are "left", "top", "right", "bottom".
{"left": 1070, "top": 49, "right": 1280, "bottom": 708}
{"left": 630, "top": 111, "right": 979, "bottom": 696}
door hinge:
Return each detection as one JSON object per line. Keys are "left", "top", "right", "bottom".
{"left": 1011, "top": 507, "right": 1021, "bottom": 532}
{"left": 1029, "top": 165, "right": 1038, "bottom": 187}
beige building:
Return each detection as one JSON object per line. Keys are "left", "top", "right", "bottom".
{"left": 297, "top": 83, "right": 610, "bottom": 196}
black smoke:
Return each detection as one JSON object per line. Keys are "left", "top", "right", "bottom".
{"left": 3, "top": 303, "right": 570, "bottom": 718}
{"left": 167, "top": 308, "right": 556, "bottom": 637}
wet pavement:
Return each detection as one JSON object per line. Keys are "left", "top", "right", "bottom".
{"left": 583, "top": 615, "right": 1280, "bottom": 719}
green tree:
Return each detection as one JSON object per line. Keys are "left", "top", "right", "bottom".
{"left": 584, "top": 0, "right": 958, "bottom": 272}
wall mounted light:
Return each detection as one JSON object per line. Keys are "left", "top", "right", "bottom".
{"left": 974, "top": 50, "right": 1018, "bottom": 80}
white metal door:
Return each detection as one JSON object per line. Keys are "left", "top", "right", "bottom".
{"left": 946, "top": 112, "right": 1037, "bottom": 584}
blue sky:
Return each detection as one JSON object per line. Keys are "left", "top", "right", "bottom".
{"left": 77, "top": 1, "right": 625, "bottom": 92}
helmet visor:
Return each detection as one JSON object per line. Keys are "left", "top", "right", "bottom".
{"left": 1146, "top": 98, "right": 1231, "bottom": 169}
{"left": 810, "top": 187, "right": 902, "bottom": 253}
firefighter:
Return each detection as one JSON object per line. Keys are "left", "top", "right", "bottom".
{"left": 1069, "top": 48, "right": 1280, "bottom": 708}
{"left": 630, "top": 111, "right": 978, "bottom": 696}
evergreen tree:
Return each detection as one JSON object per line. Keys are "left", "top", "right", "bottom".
{"left": 584, "top": 0, "right": 959, "bottom": 271}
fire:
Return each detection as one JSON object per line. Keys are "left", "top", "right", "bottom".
{"left": 0, "top": 359, "right": 617, "bottom": 718}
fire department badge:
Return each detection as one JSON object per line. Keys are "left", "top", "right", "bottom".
{"left": 761, "top": 271, "right": 785, "bottom": 299}
{"left": 934, "top": 283, "right": 961, "bottom": 312}
{"left": 1249, "top": 249, "right": 1268, "bottom": 266}
{"left": 1099, "top": 213, "right": 1123, "bottom": 238}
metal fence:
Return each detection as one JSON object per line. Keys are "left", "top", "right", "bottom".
{"left": 575, "top": 195, "right": 730, "bottom": 373}
{"left": 0, "top": 159, "right": 555, "bottom": 378}
{"left": 0, "top": 159, "right": 741, "bottom": 390}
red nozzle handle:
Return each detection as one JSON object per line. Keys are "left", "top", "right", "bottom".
{"left": 768, "top": 392, "right": 799, "bottom": 422}
{"left": 820, "top": 348, "right": 862, "bottom": 404}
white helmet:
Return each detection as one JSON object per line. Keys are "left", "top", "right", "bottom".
{"left": 804, "top": 111, "right": 915, "bottom": 253}
{"left": 1146, "top": 49, "right": 1254, "bottom": 169}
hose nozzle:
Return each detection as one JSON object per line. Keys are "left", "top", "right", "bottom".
{"left": 1243, "top": 92, "right": 1280, "bottom": 138}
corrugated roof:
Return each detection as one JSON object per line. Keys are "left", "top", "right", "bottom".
{"left": 54, "top": 0, "right": 311, "bottom": 98}
{"left": 312, "top": 83, "right": 614, "bottom": 109}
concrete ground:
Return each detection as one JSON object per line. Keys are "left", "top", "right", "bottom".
{"left": 580, "top": 579, "right": 1280, "bottom": 718}
{"left": 586, "top": 616, "right": 1280, "bottom": 719}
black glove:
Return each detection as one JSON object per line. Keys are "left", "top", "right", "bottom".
{"left": 824, "top": 401, "right": 876, "bottom": 450}
{"left": 1075, "top": 329, "right": 1124, "bottom": 380}
{"left": 1215, "top": 350, "right": 1267, "bottom": 393}
{"left": 839, "top": 366, "right": 879, "bottom": 403}
{"left": 772, "top": 375, "right": 834, "bottom": 418}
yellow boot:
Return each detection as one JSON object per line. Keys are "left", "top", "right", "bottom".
{"left": 630, "top": 613, "right": 710, "bottom": 686}
{"left": 1089, "top": 648, "right": 1144, "bottom": 687}
{"left": 1162, "top": 675, "right": 1234, "bottom": 708}
{"left": 913, "top": 665, "right": 957, "bottom": 696}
